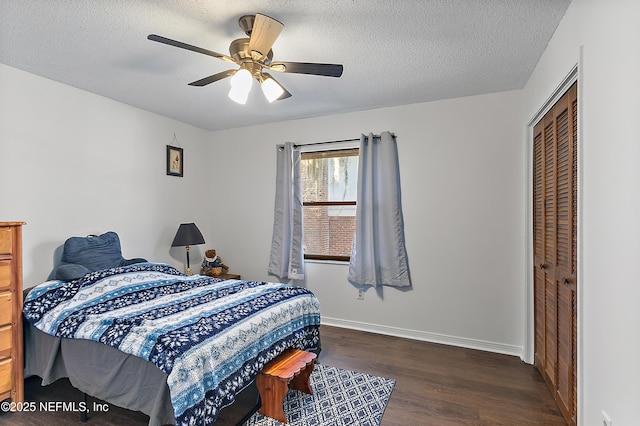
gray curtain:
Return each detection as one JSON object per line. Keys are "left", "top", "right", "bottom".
{"left": 268, "top": 142, "right": 304, "bottom": 280}
{"left": 348, "top": 132, "right": 411, "bottom": 287}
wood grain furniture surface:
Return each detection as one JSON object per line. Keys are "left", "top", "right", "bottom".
{"left": 256, "top": 348, "right": 316, "bottom": 423}
{"left": 212, "top": 273, "right": 241, "bottom": 280}
{"left": 0, "top": 221, "right": 25, "bottom": 404}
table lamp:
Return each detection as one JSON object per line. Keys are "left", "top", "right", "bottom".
{"left": 171, "top": 223, "right": 205, "bottom": 275}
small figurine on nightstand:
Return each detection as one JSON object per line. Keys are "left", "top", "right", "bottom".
{"left": 201, "top": 249, "right": 229, "bottom": 277}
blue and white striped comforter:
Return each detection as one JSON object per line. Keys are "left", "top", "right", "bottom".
{"left": 23, "top": 262, "right": 321, "bottom": 425}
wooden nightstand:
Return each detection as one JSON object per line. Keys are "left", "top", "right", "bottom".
{"left": 213, "top": 273, "right": 241, "bottom": 280}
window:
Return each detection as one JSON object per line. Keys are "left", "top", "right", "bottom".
{"left": 301, "top": 148, "right": 358, "bottom": 261}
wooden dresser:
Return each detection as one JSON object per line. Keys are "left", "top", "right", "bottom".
{"left": 0, "top": 222, "right": 24, "bottom": 404}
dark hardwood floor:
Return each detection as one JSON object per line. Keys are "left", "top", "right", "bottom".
{"left": 1, "top": 325, "right": 565, "bottom": 425}
{"left": 319, "top": 326, "right": 565, "bottom": 426}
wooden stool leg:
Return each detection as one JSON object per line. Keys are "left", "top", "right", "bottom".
{"left": 289, "top": 362, "right": 314, "bottom": 395}
{"left": 256, "top": 373, "right": 289, "bottom": 423}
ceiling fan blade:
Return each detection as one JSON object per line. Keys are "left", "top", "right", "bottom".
{"left": 270, "top": 61, "right": 343, "bottom": 78}
{"left": 188, "top": 69, "right": 237, "bottom": 87}
{"left": 248, "top": 14, "right": 284, "bottom": 58}
{"left": 148, "top": 34, "right": 236, "bottom": 64}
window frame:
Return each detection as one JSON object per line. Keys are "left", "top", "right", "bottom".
{"left": 301, "top": 146, "right": 359, "bottom": 262}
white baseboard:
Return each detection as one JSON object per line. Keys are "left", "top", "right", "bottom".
{"left": 321, "top": 316, "right": 524, "bottom": 359}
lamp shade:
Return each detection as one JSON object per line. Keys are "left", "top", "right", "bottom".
{"left": 171, "top": 223, "right": 205, "bottom": 247}
{"left": 261, "top": 76, "right": 285, "bottom": 103}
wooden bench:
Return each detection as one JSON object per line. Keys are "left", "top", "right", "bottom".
{"left": 256, "top": 348, "right": 317, "bottom": 423}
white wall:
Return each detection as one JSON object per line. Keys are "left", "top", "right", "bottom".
{"left": 207, "top": 90, "right": 526, "bottom": 356}
{"left": 522, "top": 0, "right": 640, "bottom": 424}
{"left": 3, "top": 2, "right": 638, "bottom": 422}
{"left": 0, "top": 63, "right": 212, "bottom": 285}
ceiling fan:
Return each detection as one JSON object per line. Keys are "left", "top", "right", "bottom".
{"left": 148, "top": 13, "right": 344, "bottom": 104}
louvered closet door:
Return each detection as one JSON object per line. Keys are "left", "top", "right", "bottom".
{"left": 533, "top": 82, "right": 577, "bottom": 426}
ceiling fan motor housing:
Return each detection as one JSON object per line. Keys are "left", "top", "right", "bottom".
{"left": 229, "top": 38, "right": 273, "bottom": 66}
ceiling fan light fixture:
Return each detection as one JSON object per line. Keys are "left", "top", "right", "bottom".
{"left": 228, "top": 85, "right": 250, "bottom": 104}
{"left": 230, "top": 68, "right": 252, "bottom": 90}
{"left": 228, "top": 68, "right": 253, "bottom": 104}
{"left": 261, "top": 76, "right": 285, "bottom": 102}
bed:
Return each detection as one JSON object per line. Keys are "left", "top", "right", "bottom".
{"left": 22, "top": 233, "right": 321, "bottom": 426}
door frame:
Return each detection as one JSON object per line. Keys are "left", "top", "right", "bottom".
{"left": 524, "top": 58, "right": 582, "bottom": 421}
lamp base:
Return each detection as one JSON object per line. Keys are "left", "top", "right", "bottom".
{"left": 185, "top": 245, "right": 192, "bottom": 275}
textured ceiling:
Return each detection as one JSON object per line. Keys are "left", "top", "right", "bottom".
{"left": 0, "top": 1, "right": 571, "bottom": 131}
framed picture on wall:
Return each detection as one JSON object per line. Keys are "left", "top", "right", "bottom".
{"left": 166, "top": 145, "right": 183, "bottom": 177}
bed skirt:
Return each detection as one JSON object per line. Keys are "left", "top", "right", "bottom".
{"left": 24, "top": 319, "right": 176, "bottom": 426}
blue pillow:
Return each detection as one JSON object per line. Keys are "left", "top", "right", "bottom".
{"left": 61, "top": 231, "right": 125, "bottom": 271}
{"left": 55, "top": 264, "right": 91, "bottom": 281}
{"left": 53, "top": 231, "right": 147, "bottom": 281}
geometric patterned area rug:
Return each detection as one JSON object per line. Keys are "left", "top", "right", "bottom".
{"left": 243, "top": 363, "right": 396, "bottom": 426}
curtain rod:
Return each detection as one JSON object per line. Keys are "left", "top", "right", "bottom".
{"left": 293, "top": 138, "right": 360, "bottom": 148}
{"left": 293, "top": 133, "right": 394, "bottom": 148}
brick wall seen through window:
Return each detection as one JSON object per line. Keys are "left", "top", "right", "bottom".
{"left": 301, "top": 148, "right": 358, "bottom": 260}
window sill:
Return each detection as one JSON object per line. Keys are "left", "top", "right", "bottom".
{"left": 304, "top": 258, "right": 349, "bottom": 266}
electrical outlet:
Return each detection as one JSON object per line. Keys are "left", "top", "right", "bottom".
{"left": 602, "top": 411, "right": 612, "bottom": 426}
{"left": 357, "top": 290, "right": 364, "bottom": 300}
